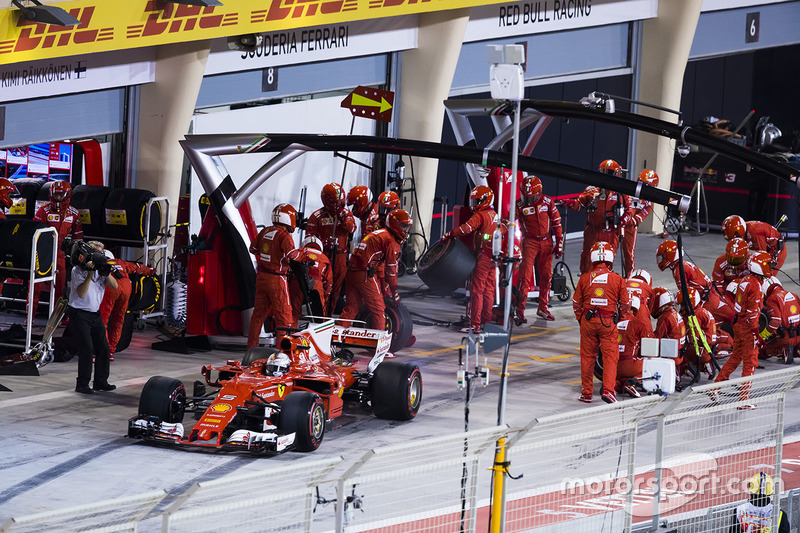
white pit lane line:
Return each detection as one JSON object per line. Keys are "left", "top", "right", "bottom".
{"left": 0, "top": 364, "right": 204, "bottom": 410}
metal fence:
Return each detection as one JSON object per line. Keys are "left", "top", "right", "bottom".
{"left": 4, "top": 368, "right": 800, "bottom": 533}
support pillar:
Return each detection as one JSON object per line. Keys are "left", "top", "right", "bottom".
{"left": 135, "top": 40, "right": 211, "bottom": 230}
{"left": 635, "top": 0, "right": 703, "bottom": 234}
{"left": 397, "top": 10, "right": 469, "bottom": 250}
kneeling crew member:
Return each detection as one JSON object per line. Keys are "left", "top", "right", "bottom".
{"left": 652, "top": 287, "right": 687, "bottom": 370}
{"left": 615, "top": 296, "right": 652, "bottom": 398}
{"left": 247, "top": 203, "right": 297, "bottom": 350}
{"left": 68, "top": 241, "right": 118, "bottom": 394}
{"left": 340, "top": 209, "right": 411, "bottom": 330}
{"left": 100, "top": 252, "right": 155, "bottom": 359}
{"left": 723, "top": 214, "right": 787, "bottom": 270}
{"left": 573, "top": 241, "right": 630, "bottom": 404}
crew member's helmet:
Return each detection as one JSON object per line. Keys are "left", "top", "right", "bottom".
{"left": 386, "top": 209, "right": 413, "bottom": 241}
{"left": 346, "top": 185, "right": 373, "bottom": 218}
{"left": 0, "top": 178, "right": 18, "bottom": 209}
{"left": 651, "top": 287, "right": 675, "bottom": 318}
{"left": 469, "top": 185, "right": 494, "bottom": 211}
{"left": 726, "top": 237, "right": 749, "bottom": 266}
{"left": 520, "top": 175, "right": 543, "bottom": 205}
{"left": 321, "top": 183, "right": 345, "bottom": 212}
{"left": 656, "top": 240, "right": 680, "bottom": 271}
{"left": 761, "top": 276, "right": 781, "bottom": 296}
{"left": 630, "top": 295, "right": 641, "bottom": 314}
{"left": 598, "top": 159, "right": 623, "bottom": 177}
{"left": 377, "top": 190, "right": 400, "bottom": 217}
{"left": 301, "top": 235, "right": 323, "bottom": 252}
{"left": 590, "top": 241, "right": 614, "bottom": 265}
{"left": 266, "top": 352, "right": 291, "bottom": 377}
{"left": 747, "top": 472, "right": 774, "bottom": 499}
{"left": 675, "top": 287, "right": 701, "bottom": 309}
{"left": 629, "top": 269, "right": 652, "bottom": 287}
{"left": 638, "top": 169, "right": 659, "bottom": 187}
{"left": 49, "top": 180, "right": 71, "bottom": 210}
{"left": 272, "top": 203, "right": 297, "bottom": 232}
{"left": 747, "top": 251, "right": 773, "bottom": 278}
{"left": 722, "top": 215, "right": 747, "bottom": 241}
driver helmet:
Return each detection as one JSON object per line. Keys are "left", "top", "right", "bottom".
{"left": 266, "top": 352, "right": 291, "bottom": 377}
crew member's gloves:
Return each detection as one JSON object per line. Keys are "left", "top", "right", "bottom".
{"left": 391, "top": 291, "right": 401, "bottom": 304}
{"left": 441, "top": 232, "right": 452, "bottom": 242}
{"left": 563, "top": 199, "right": 580, "bottom": 211}
{"left": 554, "top": 241, "right": 563, "bottom": 259}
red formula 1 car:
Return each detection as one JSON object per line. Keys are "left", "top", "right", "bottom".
{"left": 127, "top": 319, "right": 422, "bottom": 453}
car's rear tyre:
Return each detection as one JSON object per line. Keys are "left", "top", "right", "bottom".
{"left": 384, "top": 300, "right": 413, "bottom": 353}
{"left": 138, "top": 376, "right": 186, "bottom": 423}
{"left": 370, "top": 361, "right": 422, "bottom": 421}
{"left": 281, "top": 391, "right": 326, "bottom": 452}
{"left": 242, "top": 346, "right": 279, "bottom": 366}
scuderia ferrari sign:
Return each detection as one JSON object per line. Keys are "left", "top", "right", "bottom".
{"left": 0, "top": 0, "right": 512, "bottom": 65}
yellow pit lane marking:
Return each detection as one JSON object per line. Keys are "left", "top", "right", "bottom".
{"left": 486, "top": 362, "right": 531, "bottom": 372}
{"left": 406, "top": 326, "right": 572, "bottom": 357}
{"left": 565, "top": 377, "right": 600, "bottom": 385}
{"left": 529, "top": 353, "right": 577, "bottom": 362}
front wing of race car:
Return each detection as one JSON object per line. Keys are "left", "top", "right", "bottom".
{"left": 127, "top": 416, "right": 297, "bottom": 453}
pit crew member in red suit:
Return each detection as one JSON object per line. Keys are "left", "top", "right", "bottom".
{"left": 443, "top": 186, "right": 498, "bottom": 333}
{"left": 713, "top": 251, "right": 769, "bottom": 403}
{"left": 340, "top": 209, "right": 410, "bottom": 330}
{"left": 712, "top": 237, "right": 749, "bottom": 292}
{"left": 305, "top": 183, "right": 356, "bottom": 313}
{"left": 761, "top": 276, "right": 800, "bottom": 364}
{"left": 347, "top": 185, "right": 379, "bottom": 239}
{"left": 626, "top": 269, "right": 655, "bottom": 335}
{"left": 573, "top": 241, "right": 631, "bottom": 404}
{"left": 657, "top": 239, "right": 729, "bottom": 325}
{"left": 722, "top": 214, "right": 787, "bottom": 270}
{"left": 377, "top": 190, "right": 400, "bottom": 220}
{"left": 677, "top": 286, "right": 716, "bottom": 378}
{"left": 614, "top": 295, "right": 652, "bottom": 398}
{"left": 247, "top": 203, "right": 297, "bottom": 350}
{"left": 287, "top": 235, "right": 332, "bottom": 322}
{"left": 32, "top": 180, "right": 83, "bottom": 316}
{"left": 0, "top": 179, "right": 18, "bottom": 296}
{"left": 515, "top": 175, "right": 563, "bottom": 324}
{"left": 652, "top": 287, "right": 686, "bottom": 371}
{"left": 620, "top": 170, "right": 658, "bottom": 275}
{"left": 565, "top": 160, "right": 631, "bottom": 274}
{"left": 99, "top": 251, "right": 155, "bottom": 358}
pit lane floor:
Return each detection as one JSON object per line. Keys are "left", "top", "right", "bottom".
{"left": 1, "top": 231, "right": 799, "bottom": 527}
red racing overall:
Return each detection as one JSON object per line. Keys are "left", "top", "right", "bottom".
{"left": 99, "top": 260, "right": 154, "bottom": 354}
{"left": 516, "top": 195, "right": 562, "bottom": 317}
{"left": 247, "top": 225, "right": 295, "bottom": 349}
{"left": 615, "top": 314, "right": 651, "bottom": 391}
{"left": 716, "top": 274, "right": 763, "bottom": 389}
{"left": 32, "top": 203, "right": 83, "bottom": 315}
{"left": 573, "top": 264, "right": 630, "bottom": 397}
{"left": 747, "top": 220, "right": 786, "bottom": 270}
{"left": 305, "top": 206, "right": 355, "bottom": 311}
{"left": 287, "top": 246, "right": 332, "bottom": 322}
{"left": 621, "top": 197, "right": 652, "bottom": 276}
{"left": 340, "top": 228, "right": 400, "bottom": 330}
{"left": 451, "top": 208, "right": 498, "bottom": 330}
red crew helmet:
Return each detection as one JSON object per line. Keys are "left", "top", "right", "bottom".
{"left": 377, "top": 190, "right": 400, "bottom": 217}
{"left": 598, "top": 159, "right": 623, "bottom": 177}
{"left": 590, "top": 241, "right": 614, "bottom": 265}
{"left": 49, "top": 180, "right": 71, "bottom": 210}
{"left": 722, "top": 215, "right": 746, "bottom": 241}
{"left": 651, "top": 287, "right": 675, "bottom": 318}
{"left": 346, "top": 185, "right": 373, "bottom": 218}
{"left": 726, "top": 237, "right": 749, "bottom": 266}
{"left": 272, "top": 203, "right": 297, "bottom": 232}
{"left": 321, "top": 183, "right": 345, "bottom": 212}
{"left": 0, "top": 178, "right": 18, "bottom": 209}
{"left": 656, "top": 240, "right": 679, "bottom": 271}
{"left": 638, "top": 169, "right": 659, "bottom": 187}
{"left": 386, "top": 209, "right": 413, "bottom": 241}
{"left": 469, "top": 185, "right": 494, "bottom": 211}
{"left": 520, "top": 175, "right": 543, "bottom": 205}
{"left": 747, "top": 251, "right": 773, "bottom": 278}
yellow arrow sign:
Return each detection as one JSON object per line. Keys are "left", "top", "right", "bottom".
{"left": 351, "top": 93, "right": 393, "bottom": 114}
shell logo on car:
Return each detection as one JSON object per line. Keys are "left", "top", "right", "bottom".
{"left": 211, "top": 403, "right": 232, "bottom": 413}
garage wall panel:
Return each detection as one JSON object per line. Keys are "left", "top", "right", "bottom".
{"left": 451, "top": 23, "right": 630, "bottom": 93}
{"left": 0, "top": 88, "right": 124, "bottom": 149}
{"left": 196, "top": 55, "right": 387, "bottom": 109}
{"left": 690, "top": 2, "right": 800, "bottom": 59}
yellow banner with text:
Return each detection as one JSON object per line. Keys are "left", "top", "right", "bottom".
{"left": 0, "top": 0, "right": 501, "bottom": 65}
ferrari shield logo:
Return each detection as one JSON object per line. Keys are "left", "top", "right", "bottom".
{"left": 277, "top": 384, "right": 286, "bottom": 398}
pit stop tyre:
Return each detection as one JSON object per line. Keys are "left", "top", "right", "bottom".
{"left": 384, "top": 300, "right": 413, "bottom": 353}
{"left": 242, "top": 346, "right": 279, "bottom": 366}
{"left": 557, "top": 285, "right": 572, "bottom": 302}
{"left": 370, "top": 361, "right": 422, "bottom": 421}
{"left": 417, "top": 238, "right": 476, "bottom": 296}
{"left": 281, "top": 391, "right": 325, "bottom": 452}
{"left": 138, "top": 376, "right": 186, "bottom": 423}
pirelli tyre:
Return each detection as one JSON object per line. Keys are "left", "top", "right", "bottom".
{"left": 138, "top": 376, "right": 186, "bottom": 424}
{"left": 384, "top": 300, "right": 413, "bottom": 353}
{"left": 242, "top": 346, "right": 279, "bottom": 366}
{"left": 416, "top": 238, "right": 476, "bottom": 296}
{"left": 281, "top": 391, "right": 325, "bottom": 452}
{"left": 0, "top": 219, "right": 56, "bottom": 280}
{"left": 70, "top": 184, "right": 111, "bottom": 239}
{"left": 370, "top": 361, "right": 422, "bottom": 421}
